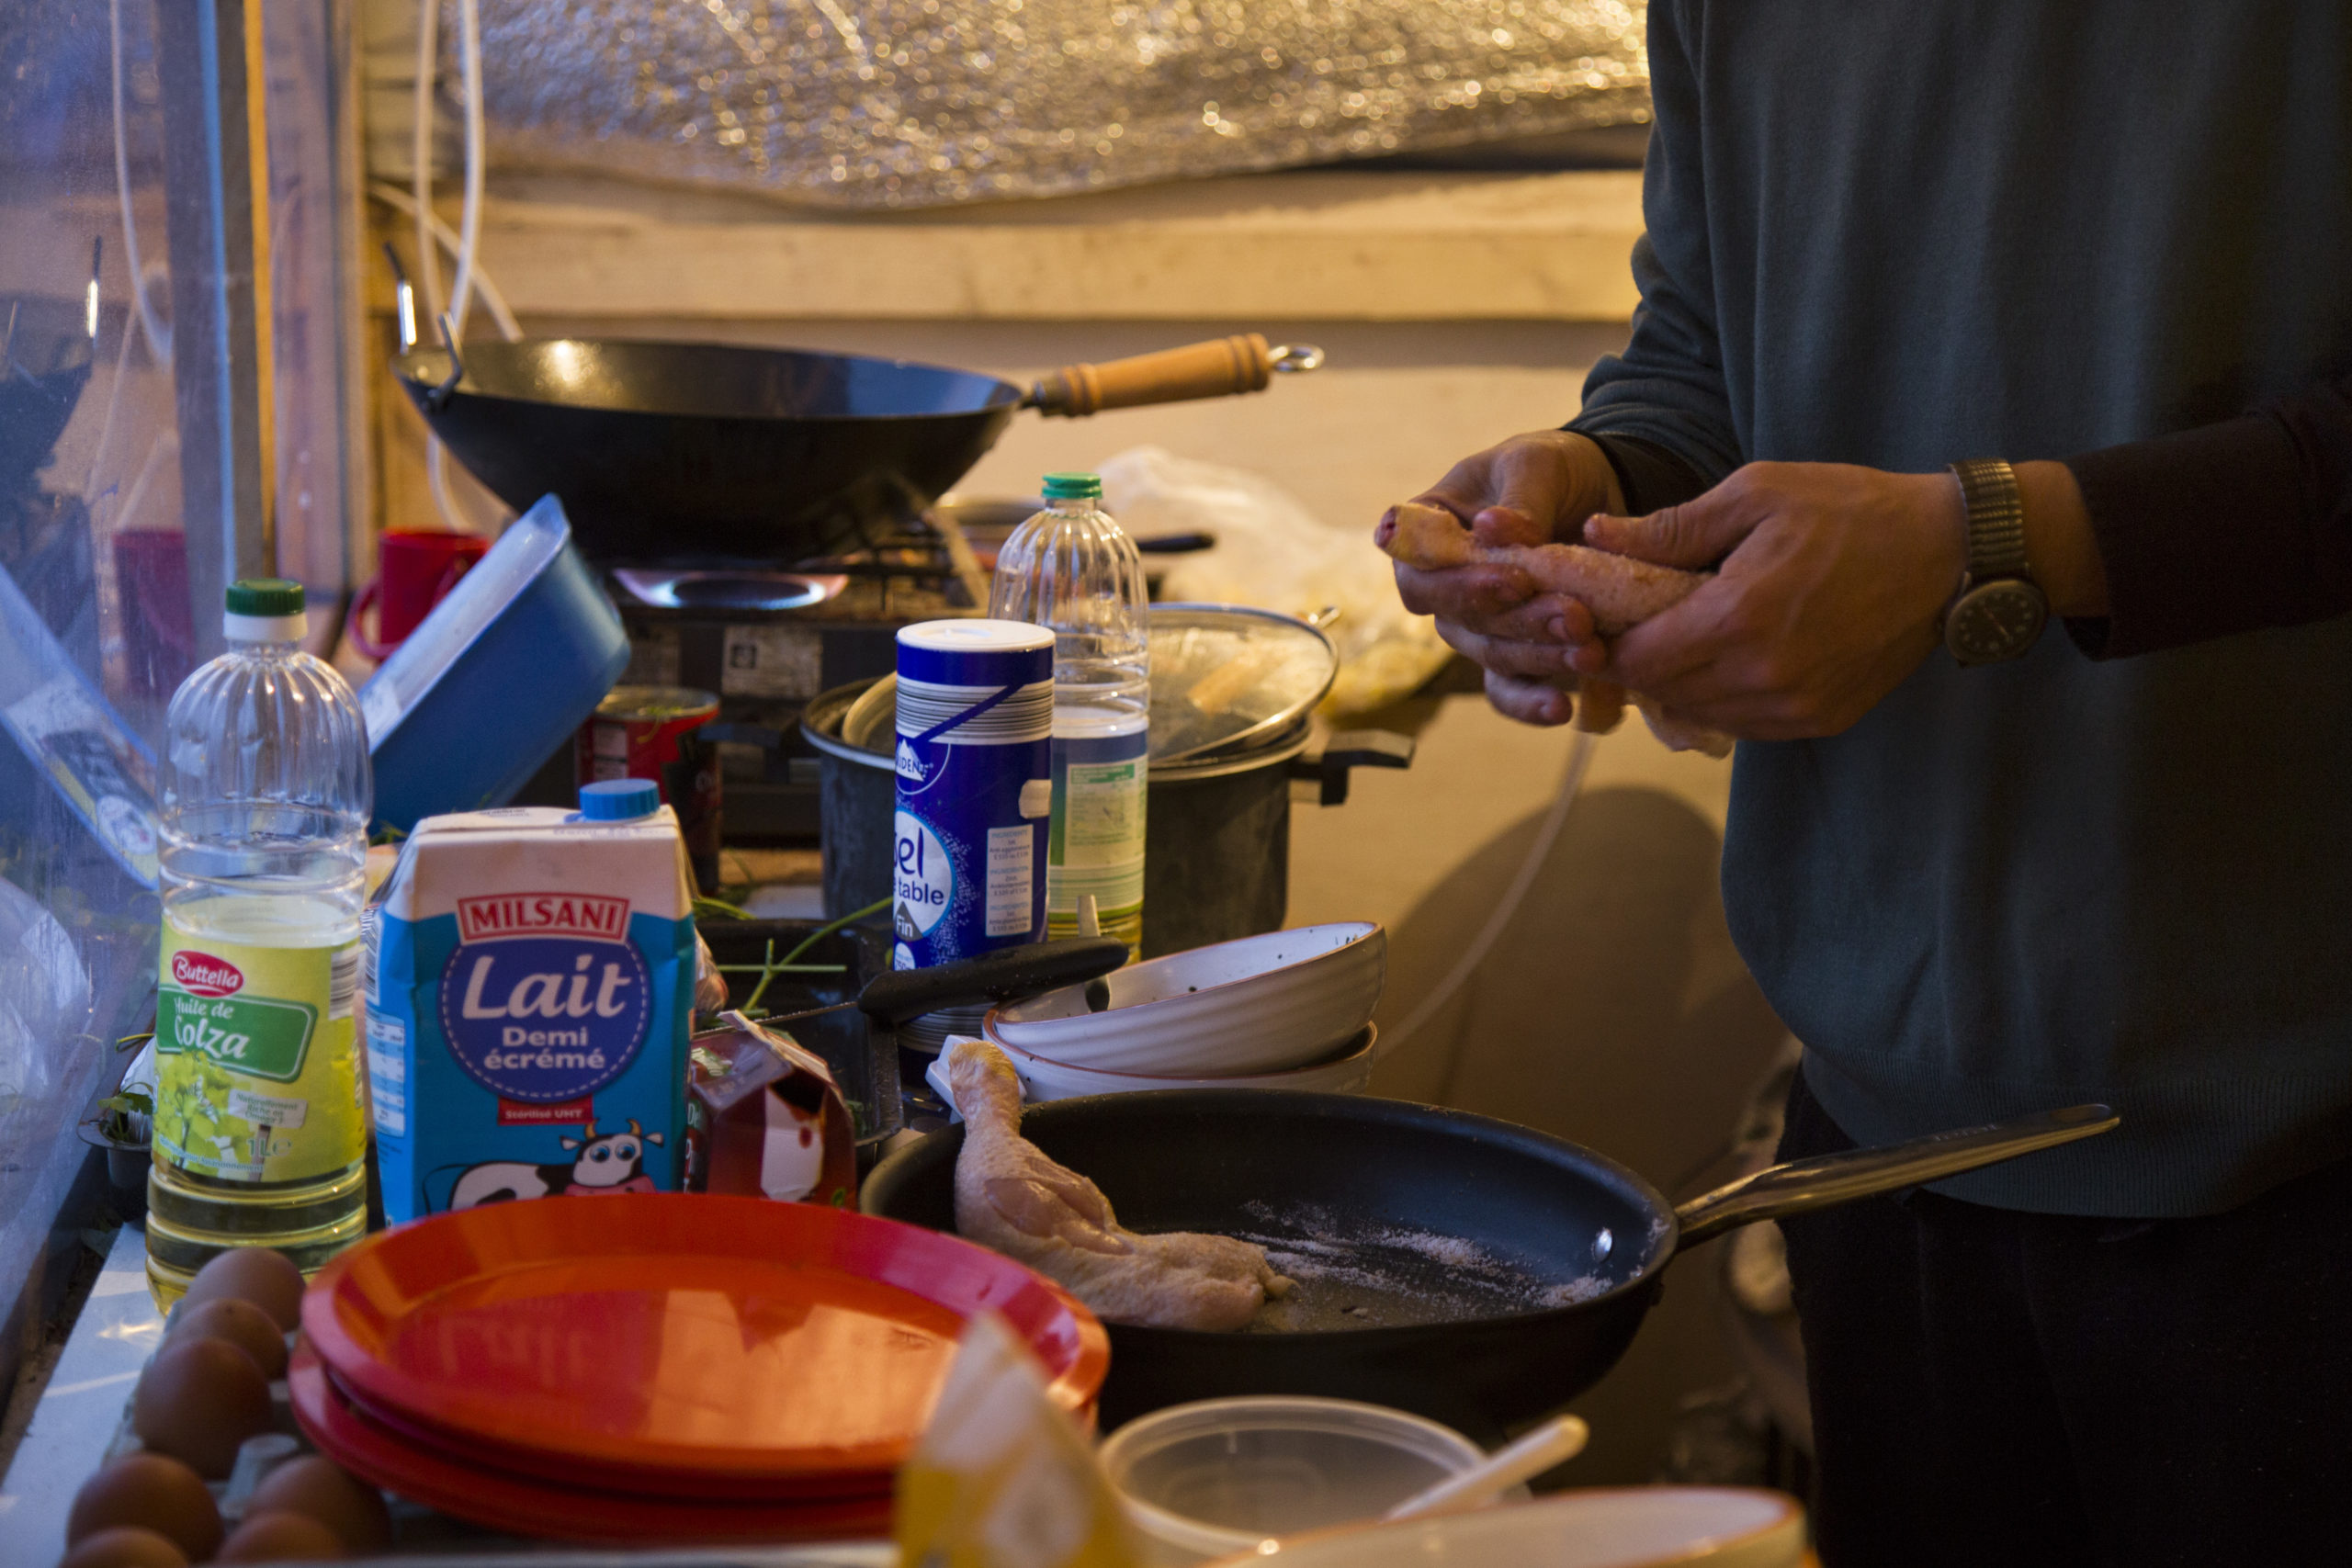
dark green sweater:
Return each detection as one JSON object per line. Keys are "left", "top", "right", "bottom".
{"left": 1569, "top": 2, "right": 2352, "bottom": 1215}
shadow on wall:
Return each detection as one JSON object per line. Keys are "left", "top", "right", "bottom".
{"left": 1370, "top": 784, "right": 1791, "bottom": 1487}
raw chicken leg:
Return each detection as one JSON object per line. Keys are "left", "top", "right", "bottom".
{"left": 1377, "top": 501, "right": 1732, "bottom": 757}
{"left": 1376, "top": 500, "right": 1709, "bottom": 631}
{"left": 945, "top": 1039, "right": 1292, "bottom": 1331}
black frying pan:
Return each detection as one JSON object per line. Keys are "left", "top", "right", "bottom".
{"left": 860, "top": 1090, "right": 2116, "bottom": 1440}
{"left": 390, "top": 325, "right": 1319, "bottom": 569}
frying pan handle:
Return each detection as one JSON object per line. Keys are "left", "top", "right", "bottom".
{"left": 854, "top": 937, "right": 1130, "bottom": 1027}
{"left": 1672, "top": 1103, "right": 2120, "bottom": 1247}
{"left": 1030, "top": 333, "right": 1323, "bottom": 418}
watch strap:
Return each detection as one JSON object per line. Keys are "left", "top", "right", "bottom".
{"left": 1949, "top": 457, "right": 2029, "bottom": 579}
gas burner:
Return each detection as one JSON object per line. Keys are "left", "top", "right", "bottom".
{"left": 611, "top": 569, "right": 847, "bottom": 612}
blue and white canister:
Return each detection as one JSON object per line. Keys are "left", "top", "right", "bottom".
{"left": 892, "top": 620, "right": 1054, "bottom": 969}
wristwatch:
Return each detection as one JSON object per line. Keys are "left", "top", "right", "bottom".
{"left": 1941, "top": 457, "right": 2049, "bottom": 665}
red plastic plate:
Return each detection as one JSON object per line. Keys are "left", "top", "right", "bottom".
{"left": 302, "top": 1194, "right": 1107, "bottom": 1483}
{"left": 288, "top": 1346, "right": 895, "bottom": 1543}
{"left": 328, "top": 1368, "right": 899, "bottom": 1503}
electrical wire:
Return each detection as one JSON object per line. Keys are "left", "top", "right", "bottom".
{"left": 448, "top": 0, "right": 486, "bottom": 343}
{"left": 365, "top": 183, "right": 522, "bottom": 341}
{"left": 1387, "top": 728, "right": 1597, "bottom": 1082}
{"left": 108, "top": 0, "right": 170, "bottom": 367}
{"left": 410, "top": 0, "right": 442, "bottom": 321}
{"left": 406, "top": 0, "right": 501, "bottom": 536}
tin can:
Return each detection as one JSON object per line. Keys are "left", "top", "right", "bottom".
{"left": 577, "top": 685, "right": 722, "bottom": 891}
{"left": 892, "top": 620, "right": 1054, "bottom": 969}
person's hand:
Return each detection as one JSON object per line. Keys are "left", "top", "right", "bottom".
{"left": 1389, "top": 431, "right": 1626, "bottom": 726}
{"left": 1562, "top": 462, "right": 1966, "bottom": 739}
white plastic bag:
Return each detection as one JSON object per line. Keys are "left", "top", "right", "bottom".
{"left": 1097, "top": 447, "right": 1451, "bottom": 716}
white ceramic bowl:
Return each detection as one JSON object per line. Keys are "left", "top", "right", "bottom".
{"left": 986, "top": 922, "right": 1385, "bottom": 1076}
{"left": 1099, "top": 1396, "right": 1490, "bottom": 1566}
{"left": 1212, "top": 1487, "right": 1806, "bottom": 1568}
{"left": 930, "top": 1025, "right": 1377, "bottom": 1109}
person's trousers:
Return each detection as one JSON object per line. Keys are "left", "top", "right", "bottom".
{"left": 1777, "top": 1069, "right": 2352, "bottom": 1567}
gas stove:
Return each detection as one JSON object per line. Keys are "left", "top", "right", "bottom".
{"left": 605, "top": 518, "right": 981, "bottom": 842}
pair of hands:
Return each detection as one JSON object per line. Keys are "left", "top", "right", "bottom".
{"left": 1391, "top": 431, "right": 1970, "bottom": 739}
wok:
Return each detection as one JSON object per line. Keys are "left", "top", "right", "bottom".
{"left": 3, "top": 294, "right": 96, "bottom": 500}
{"left": 860, "top": 1089, "right": 2117, "bottom": 1440}
{"left": 391, "top": 331, "right": 1321, "bottom": 568}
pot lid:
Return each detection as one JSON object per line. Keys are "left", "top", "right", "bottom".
{"left": 813, "top": 603, "right": 1337, "bottom": 767}
{"left": 1148, "top": 603, "right": 1337, "bottom": 765}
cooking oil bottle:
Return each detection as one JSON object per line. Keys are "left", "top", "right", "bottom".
{"left": 147, "top": 580, "right": 373, "bottom": 1307}
{"left": 989, "top": 473, "right": 1150, "bottom": 956}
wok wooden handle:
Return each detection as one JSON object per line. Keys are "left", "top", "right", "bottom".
{"left": 1034, "top": 333, "right": 1297, "bottom": 418}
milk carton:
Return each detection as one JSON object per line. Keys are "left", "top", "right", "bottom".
{"left": 368, "top": 784, "right": 696, "bottom": 1224}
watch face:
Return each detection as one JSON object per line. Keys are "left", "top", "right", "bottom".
{"left": 1947, "top": 581, "right": 2049, "bottom": 664}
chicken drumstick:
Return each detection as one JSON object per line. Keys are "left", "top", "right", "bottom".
{"left": 945, "top": 1039, "right": 1292, "bottom": 1332}
{"left": 1377, "top": 501, "right": 1731, "bottom": 755}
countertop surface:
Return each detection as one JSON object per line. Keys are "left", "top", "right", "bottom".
{"left": 0, "top": 1224, "right": 162, "bottom": 1565}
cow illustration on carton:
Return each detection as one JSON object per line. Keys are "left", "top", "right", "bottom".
{"left": 443, "top": 1120, "right": 667, "bottom": 1210}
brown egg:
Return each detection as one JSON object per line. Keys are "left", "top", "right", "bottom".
{"left": 246, "top": 1457, "right": 391, "bottom": 1552}
{"left": 169, "top": 1297, "right": 289, "bottom": 1381}
{"left": 58, "top": 1526, "right": 190, "bottom": 1568}
{"left": 132, "top": 1337, "right": 274, "bottom": 1479}
{"left": 180, "top": 1248, "right": 307, "bottom": 1332}
{"left": 215, "top": 1511, "right": 346, "bottom": 1562}
{"left": 65, "top": 1453, "right": 223, "bottom": 1560}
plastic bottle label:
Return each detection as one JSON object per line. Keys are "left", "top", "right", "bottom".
{"left": 984, "top": 824, "right": 1036, "bottom": 936}
{"left": 154, "top": 930, "right": 366, "bottom": 1183}
{"left": 1047, "top": 728, "right": 1148, "bottom": 939}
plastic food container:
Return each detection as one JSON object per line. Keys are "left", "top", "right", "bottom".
{"left": 360, "top": 494, "right": 629, "bottom": 833}
{"left": 1097, "top": 1396, "right": 1488, "bottom": 1565}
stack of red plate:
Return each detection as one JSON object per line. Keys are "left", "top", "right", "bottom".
{"left": 294, "top": 1194, "right": 1109, "bottom": 1543}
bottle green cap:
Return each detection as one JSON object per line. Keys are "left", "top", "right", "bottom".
{"left": 1041, "top": 472, "right": 1102, "bottom": 502}
{"left": 225, "top": 579, "right": 306, "bottom": 616}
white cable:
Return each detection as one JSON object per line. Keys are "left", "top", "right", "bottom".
{"left": 406, "top": 0, "right": 500, "bottom": 536}
{"left": 365, "top": 184, "right": 522, "bottom": 341}
{"left": 1388, "top": 728, "right": 1597, "bottom": 1072}
{"left": 108, "top": 0, "right": 171, "bottom": 366}
{"left": 81, "top": 305, "right": 140, "bottom": 505}
{"left": 411, "top": 0, "right": 443, "bottom": 321}
{"left": 448, "top": 0, "right": 486, "bottom": 342}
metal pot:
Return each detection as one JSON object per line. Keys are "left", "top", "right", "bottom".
{"left": 801, "top": 680, "right": 901, "bottom": 922}
{"left": 800, "top": 678, "right": 1412, "bottom": 955}
{"left": 1142, "top": 718, "right": 1410, "bottom": 957}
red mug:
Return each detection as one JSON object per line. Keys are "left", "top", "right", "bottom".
{"left": 112, "top": 528, "right": 196, "bottom": 700}
{"left": 350, "top": 529, "right": 489, "bottom": 660}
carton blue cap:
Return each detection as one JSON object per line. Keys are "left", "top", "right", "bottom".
{"left": 579, "top": 779, "right": 660, "bottom": 820}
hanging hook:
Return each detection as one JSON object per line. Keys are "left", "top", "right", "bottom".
{"left": 382, "top": 241, "right": 419, "bottom": 353}
{"left": 426, "top": 309, "right": 466, "bottom": 412}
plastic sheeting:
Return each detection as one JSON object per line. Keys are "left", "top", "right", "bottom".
{"left": 455, "top": 0, "right": 1650, "bottom": 209}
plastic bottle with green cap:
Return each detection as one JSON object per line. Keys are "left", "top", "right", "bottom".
{"left": 147, "top": 579, "right": 373, "bottom": 1307}
{"left": 988, "top": 473, "right": 1149, "bottom": 955}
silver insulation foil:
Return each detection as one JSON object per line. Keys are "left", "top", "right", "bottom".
{"left": 459, "top": 0, "right": 1650, "bottom": 209}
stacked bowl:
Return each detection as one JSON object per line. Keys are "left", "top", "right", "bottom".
{"left": 292, "top": 1194, "right": 1107, "bottom": 1542}
{"left": 932, "top": 922, "right": 1387, "bottom": 1104}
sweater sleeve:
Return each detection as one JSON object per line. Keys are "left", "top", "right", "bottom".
{"left": 1565, "top": 1, "right": 1746, "bottom": 493}
{"left": 2064, "top": 377, "right": 2352, "bottom": 658}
